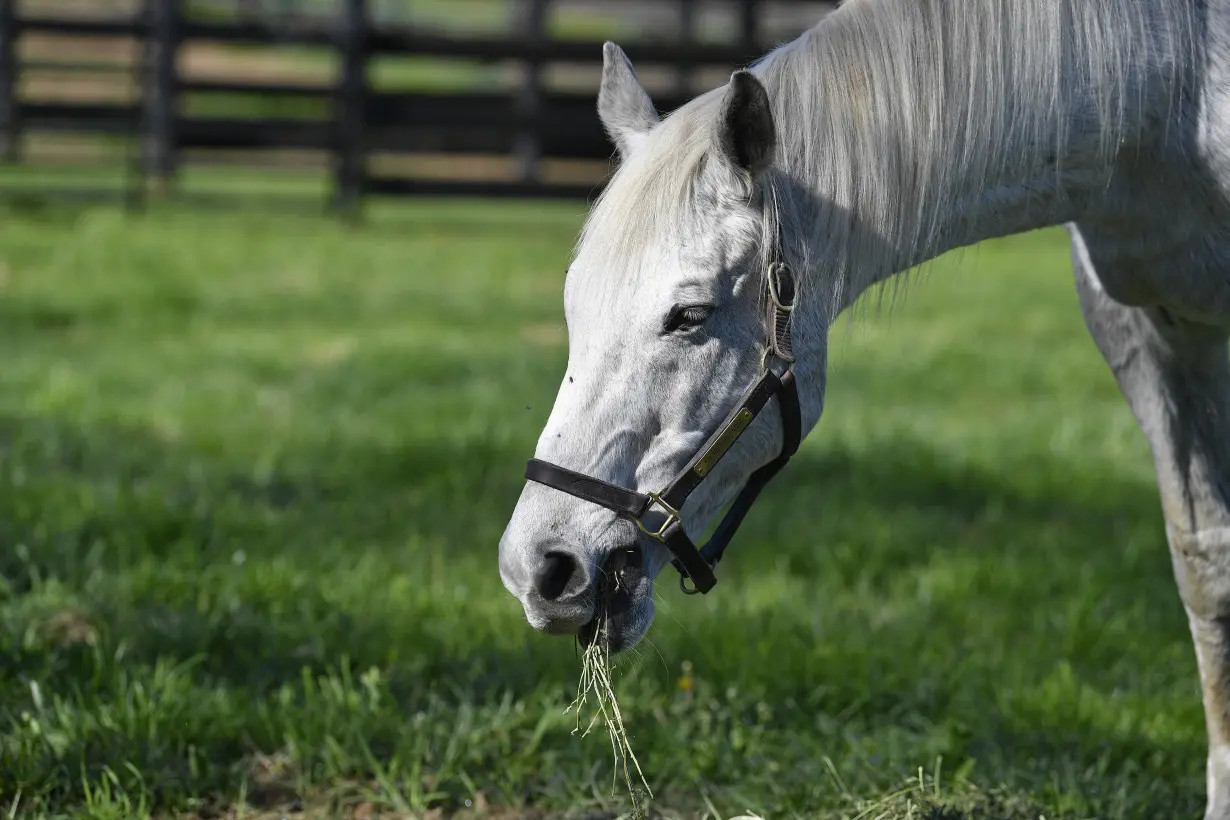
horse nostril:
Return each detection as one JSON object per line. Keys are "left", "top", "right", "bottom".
{"left": 605, "top": 544, "right": 642, "bottom": 573}
{"left": 535, "top": 551, "right": 579, "bottom": 601}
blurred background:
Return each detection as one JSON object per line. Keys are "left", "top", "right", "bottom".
{"left": 0, "top": 0, "right": 835, "bottom": 207}
{"left": 0, "top": 2, "right": 1211, "bottom": 819}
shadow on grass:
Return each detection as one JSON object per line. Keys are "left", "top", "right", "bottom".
{"left": 0, "top": 409, "right": 1203, "bottom": 817}
{"left": 0, "top": 406, "right": 1180, "bottom": 675}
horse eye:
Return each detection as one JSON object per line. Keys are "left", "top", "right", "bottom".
{"left": 664, "top": 305, "right": 714, "bottom": 334}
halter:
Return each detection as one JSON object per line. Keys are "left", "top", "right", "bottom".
{"left": 523, "top": 257, "right": 802, "bottom": 595}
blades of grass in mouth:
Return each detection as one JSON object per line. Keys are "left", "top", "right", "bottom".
{"left": 565, "top": 612, "right": 653, "bottom": 815}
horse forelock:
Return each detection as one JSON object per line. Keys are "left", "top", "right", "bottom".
{"left": 569, "top": 91, "right": 731, "bottom": 304}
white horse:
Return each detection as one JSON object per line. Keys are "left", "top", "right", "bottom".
{"left": 497, "top": 1, "right": 1230, "bottom": 815}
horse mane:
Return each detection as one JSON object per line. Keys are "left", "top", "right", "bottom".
{"left": 577, "top": 0, "right": 1199, "bottom": 317}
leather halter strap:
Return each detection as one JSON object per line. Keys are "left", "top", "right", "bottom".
{"left": 523, "top": 258, "right": 801, "bottom": 595}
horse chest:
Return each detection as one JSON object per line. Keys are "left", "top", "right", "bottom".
{"left": 1077, "top": 195, "right": 1230, "bottom": 326}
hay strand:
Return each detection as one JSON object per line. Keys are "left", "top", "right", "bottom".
{"left": 565, "top": 616, "right": 653, "bottom": 817}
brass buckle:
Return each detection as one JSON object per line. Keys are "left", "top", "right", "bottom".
{"left": 635, "top": 491, "right": 682, "bottom": 541}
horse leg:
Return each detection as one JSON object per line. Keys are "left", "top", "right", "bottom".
{"left": 1069, "top": 224, "right": 1230, "bottom": 819}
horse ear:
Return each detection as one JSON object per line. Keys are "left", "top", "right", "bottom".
{"left": 715, "top": 70, "right": 776, "bottom": 176}
{"left": 598, "top": 41, "right": 660, "bottom": 159}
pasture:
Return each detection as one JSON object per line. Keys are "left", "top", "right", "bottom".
{"left": 0, "top": 193, "right": 1208, "bottom": 818}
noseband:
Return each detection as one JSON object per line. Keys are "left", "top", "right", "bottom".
{"left": 523, "top": 258, "right": 802, "bottom": 595}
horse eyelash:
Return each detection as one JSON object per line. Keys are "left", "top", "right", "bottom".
{"left": 663, "top": 304, "right": 714, "bottom": 334}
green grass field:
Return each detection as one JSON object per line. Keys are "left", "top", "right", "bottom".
{"left": 0, "top": 193, "right": 1207, "bottom": 819}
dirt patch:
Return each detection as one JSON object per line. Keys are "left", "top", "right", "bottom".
{"left": 18, "top": 0, "right": 140, "bottom": 15}
{"left": 179, "top": 43, "right": 338, "bottom": 86}
{"left": 179, "top": 804, "right": 592, "bottom": 820}
{"left": 367, "top": 153, "right": 608, "bottom": 187}
{"left": 17, "top": 35, "right": 333, "bottom": 104}
{"left": 39, "top": 608, "right": 99, "bottom": 648}
{"left": 18, "top": 33, "right": 140, "bottom": 103}
{"left": 170, "top": 761, "right": 607, "bottom": 820}
{"left": 183, "top": 147, "right": 331, "bottom": 171}
{"left": 18, "top": 33, "right": 140, "bottom": 63}
{"left": 174, "top": 787, "right": 580, "bottom": 820}
{"left": 368, "top": 152, "right": 516, "bottom": 183}
{"left": 20, "top": 71, "right": 138, "bottom": 105}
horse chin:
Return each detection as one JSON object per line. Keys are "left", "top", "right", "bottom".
{"left": 578, "top": 608, "right": 651, "bottom": 654}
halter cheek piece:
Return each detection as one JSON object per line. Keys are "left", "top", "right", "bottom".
{"left": 523, "top": 258, "right": 803, "bottom": 595}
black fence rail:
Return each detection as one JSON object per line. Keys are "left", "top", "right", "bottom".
{"left": 0, "top": 0, "right": 835, "bottom": 211}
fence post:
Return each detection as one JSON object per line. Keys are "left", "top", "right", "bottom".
{"left": 739, "top": 0, "right": 758, "bottom": 58}
{"left": 333, "top": 0, "right": 367, "bottom": 218}
{"left": 675, "top": 0, "right": 695, "bottom": 96}
{"left": 125, "top": 0, "right": 151, "bottom": 211}
{"left": 514, "top": 0, "right": 547, "bottom": 184}
{"left": 0, "top": 0, "right": 18, "bottom": 163}
{"left": 144, "top": 0, "right": 180, "bottom": 194}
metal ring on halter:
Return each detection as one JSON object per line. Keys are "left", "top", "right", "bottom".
{"left": 767, "top": 262, "right": 796, "bottom": 312}
{"left": 762, "top": 335, "right": 796, "bottom": 368}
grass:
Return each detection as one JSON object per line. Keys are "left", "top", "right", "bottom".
{"left": 0, "top": 188, "right": 1208, "bottom": 819}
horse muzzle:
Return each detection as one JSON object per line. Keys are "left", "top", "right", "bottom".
{"left": 579, "top": 545, "right": 654, "bottom": 653}
{"left": 499, "top": 520, "right": 654, "bottom": 647}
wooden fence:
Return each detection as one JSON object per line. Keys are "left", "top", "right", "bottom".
{"left": 0, "top": 0, "right": 835, "bottom": 212}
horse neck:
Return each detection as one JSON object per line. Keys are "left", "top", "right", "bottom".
{"left": 755, "top": 0, "right": 1197, "bottom": 315}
